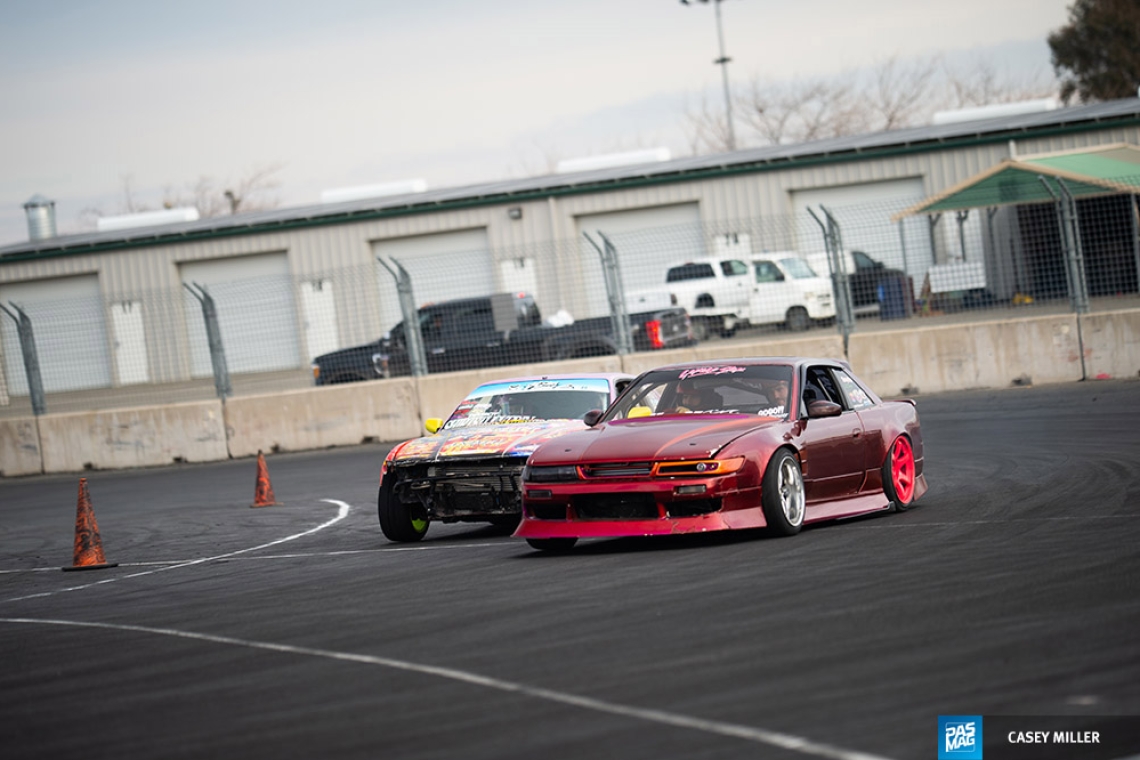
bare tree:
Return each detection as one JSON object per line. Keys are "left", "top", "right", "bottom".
{"left": 162, "top": 162, "right": 284, "bottom": 216}
{"left": 942, "top": 58, "right": 1057, "bottom": 110}
{"left": 682, "top": 53, "right": 1060, "bottom": 155}
{"left": 865, "top": 55, "right": 939, "bottom": 131}
{"left": 683, "top": 91, "right": 737, "bottom": 153}
{"left": 735, "top": 74, "right": 867, "bottom": 146}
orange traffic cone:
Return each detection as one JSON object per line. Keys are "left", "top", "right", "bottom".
{"left": 62, "top": 478, "right": 118, "bottom": 572}
{"left": 251, "top": 450, "right": 281, "bottom": 508}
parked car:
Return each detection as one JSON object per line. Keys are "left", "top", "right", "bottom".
{"left": 664, "top": 257, "right": 752, "bottom": 340}
{"left": 311, "top": 292, "right": 694, "bottom": 384}
{"left": 747, "top": 254, "right": 835, "bottom": 331}
{"left": 378, "top": 372, "right": 634, "bottom": 542}
{"left": 514, "top": 357, "right": 927, "bottom": 552}
{"left": 801, "top": 249, "right": 907, "bottom": 313}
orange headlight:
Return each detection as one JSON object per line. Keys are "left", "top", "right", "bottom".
{"left": 652, "top": 457, "right": 745, "bottom": 477}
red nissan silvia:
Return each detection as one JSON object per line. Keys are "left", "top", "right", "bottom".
{"left": 513, "top": 357, "right": 927, "bottom": 551}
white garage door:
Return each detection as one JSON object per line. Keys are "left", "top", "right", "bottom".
{"left": 792, "top": 178, "right": 933, "bottom": 290}
{"left": 180, "top": 252, "right": 299, "bottom": 377}
{"left": 373, "top": 228, "right": 494, "bottom": 331}
{"left": 574, "top": 203, "right": 704, "bottom": 318}
{"left": 0, "top": 275, "right": 112, "bottom": 395}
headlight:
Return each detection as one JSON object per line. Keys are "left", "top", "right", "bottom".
{"left": 523, "top": 465, "right": 579, "bottom": 482}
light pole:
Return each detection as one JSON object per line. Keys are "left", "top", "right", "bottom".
{"left": 681, "top": 0, "right": 736, "bottom": 151}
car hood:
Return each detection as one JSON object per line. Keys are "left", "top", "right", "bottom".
{"left": 529, "top": 415, "right": 776, "bottom": 464}
{"left": 389, "top": 420, "right": 586, "bottom": 462}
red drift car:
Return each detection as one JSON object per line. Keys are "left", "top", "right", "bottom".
{"left": 514, "top": 357, "right": 927, "bottom": 552}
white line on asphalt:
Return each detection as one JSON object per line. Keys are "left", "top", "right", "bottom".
{"left": 0, "top": 540, "right": 510, "bottom": 575}
{"left": 0, "top": 615, "right": 897, "bottom": 760}
{"left": 0, "top": 499, "right": 351, "bottom": 603}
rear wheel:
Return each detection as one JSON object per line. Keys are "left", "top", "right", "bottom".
{"left": 761, "top": 449, "right": 805, "bottom": 536}
{"left": 883, "top": 435, "right": 916, "bottom": 511}
{"left": 526, "top": 537, "right": 578, "bottom": 552}
{"left": 378, "top": 475, "right": 429, "bottom": 542}
{"left": 785, "top": 306, "right": 810, "bottom": 332}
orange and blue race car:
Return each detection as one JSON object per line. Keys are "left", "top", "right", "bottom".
{"left": 378, "top": 373, "right": 633, "bottom": 542}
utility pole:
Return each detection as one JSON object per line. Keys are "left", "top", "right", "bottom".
{"left": 681, "top": 0, "right": 736, "bottom": 151}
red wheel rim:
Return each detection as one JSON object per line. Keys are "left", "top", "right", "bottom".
{"left": 891, "top": 437, "right": 915, "bottom": 503}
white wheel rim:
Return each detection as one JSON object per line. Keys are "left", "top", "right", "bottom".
{"left": 778, "top": 456, "right": 805, "bottom": 526}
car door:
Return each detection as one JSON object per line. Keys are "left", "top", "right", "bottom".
{"left": 748, "top": 258, "right": 795, "bottom": 325}
{"left": 798, "top": 365, "right": 867, "bottom": 505}
{"left": 718, "top": 259, "right": 752, "bottom": 312}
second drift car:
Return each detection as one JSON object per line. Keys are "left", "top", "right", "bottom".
{"left": 378, "top": 373, "right": 633, "bottom": 542}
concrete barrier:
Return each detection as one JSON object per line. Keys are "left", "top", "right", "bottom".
{"left": 5, "top": 309, "right": 1139, "bottom": 477}
{"left": 1081, "top": 308, "right": 1140, "bottom": 380}
{"left": 224, "top": 378, "right": 421, "bottom": 458}
{"left": 849, "top": 314, "right": 1085, "bottom": 396}
{"left": 0, "top": 416, "right": 42, "bottom": 476}
{"left": 37, "top": 400, "right": 228, "bottom": 474}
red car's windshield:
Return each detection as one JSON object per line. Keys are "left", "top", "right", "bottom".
{"left": 605, "top": 365, "right": 794, "bottom": 421}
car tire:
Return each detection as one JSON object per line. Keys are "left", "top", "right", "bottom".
{"left": 761, "top": 449, "right": 805, "bottom": 536}
{"left": 526, "top": 537, "right": 578, "bottom": 552}
{"left": 882, "top": 434, "right": 916, "bottom": 511}
{"left": 785, "top": 306, "right": 810, "bottom": 332}
{"left": 691, "top": 319, "right": 710, "bottom": 342}
{"left": 378, "top": 475, "right": 429, "bottom": 542}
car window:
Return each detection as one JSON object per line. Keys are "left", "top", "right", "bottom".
{"left": 834, "top": 369, "right": 874, "bottom": 410}
{"left": 852, "top": 250, "right": 876, "bottom": 270}
{"left": 721, "top": 259, "right": 748, "bottom": 277}
{"left": 778, "top": 257, "right": 818, "bottom": 279}
{"left": 606, "top": 365, "right": 793, "bottom": 420}
{"left": 753, "top": 260, "right": 783, "bottom": 283}
{"left": 444, "top": 378, "right": 613, "bottom": 429}
{"left": 803, "top": 366, "right": 844, "bottom": 408}
{"left": 666, "top": 263, "right": 716, "bottom": 282}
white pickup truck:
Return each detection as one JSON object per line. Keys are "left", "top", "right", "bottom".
{"left": 665, "top": 254, "right": 834, "bottom": 337}
{"left": 664, "top": 257, "right": 752, "bottom": 339}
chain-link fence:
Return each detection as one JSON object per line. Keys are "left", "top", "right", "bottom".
{"left": 2, "top": 190, "right": 1138, "bottom": 418}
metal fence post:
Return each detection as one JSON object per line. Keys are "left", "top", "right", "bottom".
{"left": 806, "top": 206, "right": 854, "bottom": 354}
{"left": 1038, "top": 177, "right": 1090, "bottom": 315}
{"left": 1056, "top": 179, "right": 1091, "bottom": 315}
{"left": 182, "top": 282, "right": 232, "bottom": 399}
{"left": 583, "top": 231, "right": 634, "bottom": 355}
{"left": 377, "top": 257, "right": 428, "bottom": 376}
{"left": 0, "top": 302, "right": 46, "bottom": 415}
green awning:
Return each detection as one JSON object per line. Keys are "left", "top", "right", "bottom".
{"left": 895, "top": 143, "right": 1140, "bottom": 219}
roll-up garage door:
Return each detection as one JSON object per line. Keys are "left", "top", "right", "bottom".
{"left": 791, "top": 178, "right": 932, "bottom": 287}
{"left": 0, "top": 274, "right": 112, "bottom": 395}
{"left": 373, "top": 228, "right": 494, "bottom": 332}
{"left": 180, "top": 252, "right": 299, "bottom": 377}
{"left": 574, "top": 203, "right": 704, "bottom": 318}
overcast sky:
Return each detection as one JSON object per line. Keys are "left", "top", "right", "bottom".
{"left": 0, "top": 0, "right": 1072, "bottom": 247}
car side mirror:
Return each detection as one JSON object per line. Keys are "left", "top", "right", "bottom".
{"left": 806, "top": 400, "right": 843, "bottom": 418}
{"left": 583, "top": 409, "right": 604, "bottom": 426}
{"left": 424, "top": 418, "right": 443, "bottom": 434}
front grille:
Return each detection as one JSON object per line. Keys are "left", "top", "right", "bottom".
{"left": 581, "top": 462, "right": 654, "bottom": 478}
{"left": 393, "top": 459, "right": 526, "bottom": 517}
{"left": 574, "top": 493, "right": 659, "bottom": 520}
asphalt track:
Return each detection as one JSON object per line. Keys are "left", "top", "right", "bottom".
{"left": 1, "top": 380, "right": 1139, "bottom": 760}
